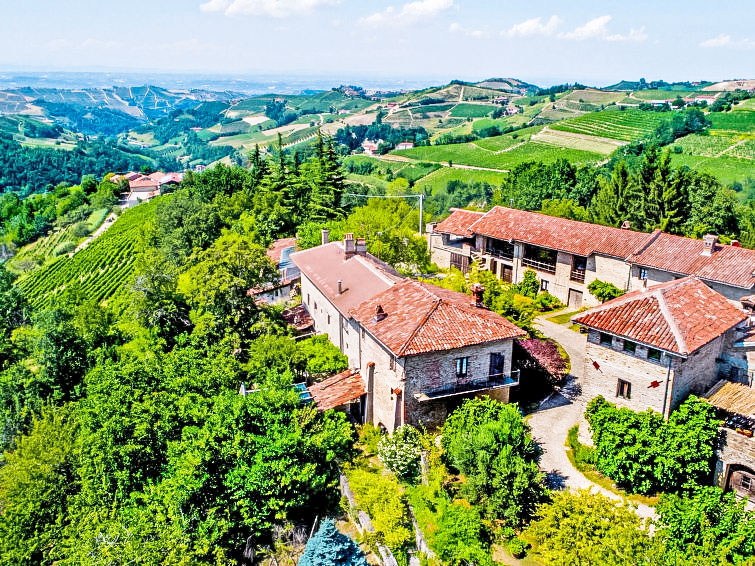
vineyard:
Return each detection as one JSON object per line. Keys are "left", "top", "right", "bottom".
{"left": 17, "top": 199, "right": 158, "bottom": 308}
{"left": 550, "top": 109, "right": 669, "bottom": 141}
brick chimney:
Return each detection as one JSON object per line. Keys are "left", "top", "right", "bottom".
{"left": 471, "top": 283, "right": 485, "bottom": 308}
{"left": 344, "top": 233, "right": 355, "bottom": 257}
{"left": 356, "top": 238, "right": 367, "bottom": 255}
{"left": 373, "top": 304, "right": 387, "bottom": 322}
{"left": 702, "top": 234, "right": 718, "bottom": 256}
{"left": 321, "top": 228, "right": 329, "bottom": 246}
{"left": 731, "top": 240, "right": 741, "bottom": 248}
{"left": 621, "top": 220, "right": 631, "bottom": 230}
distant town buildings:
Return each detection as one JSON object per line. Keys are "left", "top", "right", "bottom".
{"left": 110, "top": 170, "right": 184, "bottom": 207}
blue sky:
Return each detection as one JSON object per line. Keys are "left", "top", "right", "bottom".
{"left": 1, "top": 0, "right": 753, "bottom": 86}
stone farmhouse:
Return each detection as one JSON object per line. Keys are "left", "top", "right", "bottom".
{"left": 252, "top": 238, "right": 300, "bottom": 305}
{"left": 111, "top": 171, "right": 184, "bottom": 207}
{"left": 572, "top": 277, "right": 747, "bottom": 418}
{"left": 428, "top": 206, "right": 755, "bottom": 309}
{"left": 290, "top": 232, "right": 526, "bottom": 432}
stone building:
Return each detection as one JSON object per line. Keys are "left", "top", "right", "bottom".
{"left": 705, "top": 381, "right": 755, "bottom": 509}
{"left": 428, "top": 207, "right": 755, "bottom": 308}
{"left": 291, "top": 232, "right": 526, "bottom": 431}
{"left": 572, "top": 277, "right": 748, "bottom": 418}
{"left": 252, "top": 238, "right": 301, "bottom": 305}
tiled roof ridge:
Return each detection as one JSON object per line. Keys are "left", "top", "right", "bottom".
{"left": 354, "top": 252, "right": 403, "bottom": 284}
{"left": 396, "top": 283, "right": 443, "bottom": 356}
{"left": 653, "top": 280, "right": 689, "bottom": 354}
{"left": 627, "top": 229, "right": 664, "bottom": 258}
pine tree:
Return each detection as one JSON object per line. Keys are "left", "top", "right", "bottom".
{"left": 659, "top": 164, "right": 689, "bottom": 235}
{"left": 636, "top": 146, "right": 662, "bottom": 229}
{"left": 298, "top": 520, "right": 368, "bottom": 566}
{"left": 590, "top": 160, "right": 634, "bottom": 227}
{"left": 307, "top": 132, "right": 346, "bottom": 223}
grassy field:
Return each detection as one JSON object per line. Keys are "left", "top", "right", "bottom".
{"left": 551, "top": 108, "right": 669, "bottom": 141}
{"left": 669, "top": 153, "right": 753, "bottom": 185}
{"left": 414, "top": 166, "right": 507, "bottom": 193}
{"left": 394, "top": 140, "right": 603, "bottom": 170}
{"left": 448, "top": 103, "right": 499, "bottom": 118}
{"left": 557, "top": 89, "right": 626, "bottom": 105}
{"left": 629, "top": 89, "right": 700, "bottom": 101}
{"left": 709, "top": 110, "right": 755, "bottom": 132}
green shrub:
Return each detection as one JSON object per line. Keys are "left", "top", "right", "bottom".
{"left": 507, "top": 536, "right": 529, "bottom": 558}
{"left": 346, "top": 466, "right": 413, "bottom": 562}
{"left": 297, "top": 334, "right": 348, "bottom": 380}
{"left": 533, "top": 291, "right": 562, "bottom": 311}
{"left": 516, "top": 269, "right": 539, "bottom": 299}
{"left": 586, "top": 279, "right": 624, "bottom": 303}
{"left": 72, "top": 221, "right": 90, "bottom": 238}
{"left": 585, "top": 396, "right": 719, "bottom": 494}
{"left": 357, "top": 423, "right": 383, "bottom": 455}
{"left": 566, "top": 425, "right": 596, "bottom": 468}
{"left": 52, "top": 241, "right": 76, "bottom": 256}
{"left": 298, "top": 519, "right": 367, "bottom": 566}
{"left": 377, "top": 425, "right": 422, "bottom": 483}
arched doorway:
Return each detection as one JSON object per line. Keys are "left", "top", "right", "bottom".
{"left": 727, "top": 464, "right": 755, "bottom": 501}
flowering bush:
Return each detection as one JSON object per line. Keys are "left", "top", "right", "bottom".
{"left": 515, "top": 338, "right": 569, "bottom": 383}
{"left": 377, "top": 425, "right": 422, "bottom": 483}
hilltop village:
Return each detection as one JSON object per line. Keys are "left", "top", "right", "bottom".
{"left": 1, "top": 78, "right": 755, "bottom": 566}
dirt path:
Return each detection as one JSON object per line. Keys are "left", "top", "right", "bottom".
{"left": 74, "top": 213, "right": 117, "bottom": 253}
{"left": 715, "top": 137, "right": 748, "bottom": 158}
{"left": 527, "top": 316, "right": 656, "bottom": 520}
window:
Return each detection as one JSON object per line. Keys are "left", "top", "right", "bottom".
{"left": 622, "top": 340, "right": 636, "bottom": 354}
{"left": 314, "top": 302, "right": 318, "bottom": 311}
{"left": 327, "top": 314, "right": 331, "bottom": 325}
{"left": 617, "top": 379, "right": 631, "bottom": 399}
{"left": 639, "top": 268, "right": 648, "bottom": 280}
{"left": 742, "top": 476, "right": 752, "bottom": 491}
{"left": 599, "top": 332, "right": 613, "bottom": 347}
{"left": 540, "top": 279, "right": 549, "bottom": 291}
{"left": 307, "top": 293, "right": 310, "bottom": 305}
{"left": 455, "top": 357, "right": 468, "bottom": 378}
{"left": 647, "top": 348, "right": 662, "bottom": 361}
{"left": 389, "top": 357, "right": 395, "bottom": 370}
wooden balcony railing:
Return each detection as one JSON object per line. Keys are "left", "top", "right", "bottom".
{"left": 570, "top": 269, "right": 586, "bottom": 283}
{"left": 416, "top": 370, "right": 520, "bottom": 402}
{"left": 484, "top": 247, "right": 514, "bottom": 261}
{"left": 522, "top": 257, "right": 557, "bottom": 274}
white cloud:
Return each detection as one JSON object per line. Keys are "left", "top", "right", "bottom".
{"left": 700, "top": 33, "right": 755, "bottom": 49}
{"left": 504, "top": 15, "right": 561, "bottom": 38}
{"left": 199, "top": 0, "right": 340, "bottom": 18}
{"left": 559, "top": 15, "right": 647, "bottom": 42}
{"left": 449, "top": 22, "right": 486, "bottom": 38}
{"left": 359, "top": 0, "right": 453, "bottom": 27}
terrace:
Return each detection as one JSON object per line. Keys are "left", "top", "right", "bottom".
{"left": 414, "top": 369, "right": 520, "bottom": 402}
{"left": 570, "top": 255, "right": 587, "bottom": 283}
{"left": 522, "top": 243, "right": 557, "bottom": 274}
{"left": 484, "top": 237, "right": 515, "bottom": 261}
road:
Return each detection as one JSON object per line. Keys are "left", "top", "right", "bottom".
{"left": 528, "top": 316, "right": 656, "bottom": 520}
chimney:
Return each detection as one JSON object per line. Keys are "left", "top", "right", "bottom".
{"left": 471, "top": 283, "right": 485, "bottom": 308}
{"left": 373, "top": 304, "right": 387, "bottom": 322}
{"left": 702, "top": 234, "right": 718, "bottom": 256}
{"left": 356, "top": 238, "right": 367, "bottom": 255}
{"left": 621, "top": 220, "right": 631, "bottom": 230}
{"left": 321, "top": 228, "right": 329, "bottom": 246}
{"left": 426, "top": 222, "right": 437, "bottom": 234}
{"left": 731, "top": 240, "right": 741, "bottom": 248}
{"left": 344, "top": 233, "right": 356, "bottom": 257}
{"left": 337, "top": 280, "right": 343, "bottom": 294}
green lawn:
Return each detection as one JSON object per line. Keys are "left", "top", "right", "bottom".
{"left": 709, "top": 110, "right": 755, "bottom": 132}
{"left": 669, "top": 153, "right": 754, "bottom": 185}
{"left": 546, "top": 310, "right": 582, "bottom": 325}
{"left": 414, "top": 166, "right": 508, "bottom": 193}
{"left": 449, "top": 103, "right": 499, "bottom": 118}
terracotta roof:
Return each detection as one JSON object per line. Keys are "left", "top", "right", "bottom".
{"left": 627, "top": 232, "right": 755, "bottom": 289}
{"left": 434, "top": 208, "right": 485, "bottom": 237}
{"left": 350, "top": 279, "right": 526, "bottom": 357}
{"left": 705, "top": 380, "right": 755, "bottom": 418}
{"left": 467, "top": 206, "right": 658, "bottom": 258}
{"left": 130, "top": 177, "right": 159, "bottom": 189}
{"left": 290, "top": 242, "right": 402, "bottom": 317}
{"left": 267, "top": 237, "right": 297, "bottom": 264}
{"left": 282, "top": 304, "right": 313, "bottom": 332}
{"left": 572, "top": 277, "right": 747, "bottom": 355}
{"left": 308, "top": 369, "right": 365, "bottom": 411}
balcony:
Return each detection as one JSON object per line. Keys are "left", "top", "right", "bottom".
{"left": 521, "top": 257, "right": 556, "bottom": 274}
{"left": 414, "top": 370, "right": 520, "bottom": 402}
{"left": 570, "top": 269, "right": 586, "bottom": 283}
{"left": 484, "top": 246, "right": 514, "bottom": 261}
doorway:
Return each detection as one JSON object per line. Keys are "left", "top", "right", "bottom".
{"left": 568, "top": 288, "right": 583, "bottom": 309}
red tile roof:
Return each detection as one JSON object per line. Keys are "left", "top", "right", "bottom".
{"left": 308, "top": 369, "right": 365, "bottom": 411}
{"left": 467, "top": 206, "right": 658, "bottom": 258}
{"left": 267, "top": 237, "right": 297, "bottom": 264}
{"left": 291, "top": 242, "right": 403, "bottom": 317}
{"left": 282, "top": 304, "right": 313, "bottom": 332}
{"left": 627, "top": 232, "right": 755, "bottom": 289}
{"left": 572, "top": 277, "right": 747, "bottom": 355}
{"left": 129, "top": 177, "right": 159, "bottom": 189}
{"left": 350, "top": 279, "right": 526, "bottom": 357}
{"left": 434, "top": 208, "right": 485, "bottom": 237}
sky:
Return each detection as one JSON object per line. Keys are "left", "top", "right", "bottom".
{"left": 0, "top": 0, "right": 753, "bottom": 87}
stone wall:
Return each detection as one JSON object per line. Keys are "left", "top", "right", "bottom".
{"left": 301, "top": 274, "right": 344, "bottom": 349}
{"left": 671, "top": 330, "right": 735, "bottom": 408}
{"left": 359, "top": 327, "right": 404, "bottom": 432}
{"left": 403, "top": 340, "right": 515, "bottom": 430}
{"left": 582, "top": 330, "right": 678, "bottom": 415}
{"left": 713, "top": 427, "right": 755, "bottom": 509}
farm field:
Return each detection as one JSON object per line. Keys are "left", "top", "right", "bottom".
{"left": 414, "top": 166, "right": 507, "bottom": 193}
{"left": 629, "top": 89, "right": 700, "bottom": 100}
{"left": 669, "top": 153, "right": 754, "bottom": 186}
{"left": 448, "top": 103, "right": 498, "bottom": 118}
{"left": 530, "top": 128, "right": 623, "bottom": 155}
{"left": 16, "top": 199, "right": 158, "bottom": 309}
{"left": 557, "top": 89, "right": 626, "bottom": 105}
{"left": 393, "top": 141, "right": 603, "bottom": 170}
{"left": 709, "top": 110, "right": 755, "bottom": 132}
{"left": 550, "top": 108, "right": 669, "bottom": 141}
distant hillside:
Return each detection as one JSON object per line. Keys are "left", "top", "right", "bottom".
{"left": 604, "top": 79, "right": 713, "bottom": 92}
{"left": 703, "top": 79, "right": 755, "bottom": 92}
{"left": 474, "top": 77, "right": 540, "bottom": 93}
{"left": 0, "top": 85, "right": 241, "bottom": 135}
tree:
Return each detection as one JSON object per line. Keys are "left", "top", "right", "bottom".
{"left": 590, "top": 160, "right": 635, "bottom": 227}
{"left": 0, "top": 264, "right": 29, "bottom": 368}
{"left": 177, "top": 232, "right": 280, "bottom": 342}
{"left": 587, "top": 279, "right": 624, "bottom": 303}
{"left": 517, "top": 269, "right": 540, "bottom": 299}
{"left": 441, "top": 397, "right": 548, "bottom": 526}
{"left": 377, "top": 424, "right": 422, "bottom": 482}
{"left": 298, "top": 520, "right": 367, "bottom": 566}
{"left": 526, "top": 491, "right": 653, "bottom": 566}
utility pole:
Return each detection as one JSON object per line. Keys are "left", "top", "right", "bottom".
{"left": 343, "top": 193, "right": 426, "bottom": 236}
